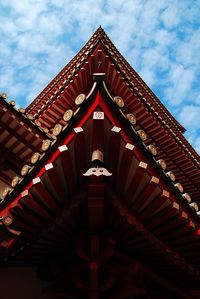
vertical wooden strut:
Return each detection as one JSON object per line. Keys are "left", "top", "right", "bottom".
{"left": 90, "top": 236, "right": 99, "bottom": 299}
{"left": 87, "top": 167, "right": 105, "bottom": 299}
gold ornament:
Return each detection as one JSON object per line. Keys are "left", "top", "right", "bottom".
{"left": 53, "top": 124, "right": 62, "bottom": 136}
{"left": 21, "top": 164, "right": 30, "bottom": 176}
{"left": 11, "top": 176, "right": 20, "bottom": 188}
{"left": 42, "top": 139, "right": 51, "bottom": 151}
{"left": 31, "top": 152, "right": 40, "bottom": 164}
{"left": 175, "top": 182, "right": 183, "bottom": 193}
{"left": 166, "top": 171, "right": 176, "bottom": 182}
{"left": 2, "top": 187, "right": 11, "bottom": 198}
{"left": 63, "top": 109, "right": 73, "bottom": 122}
{"left": 182, "top": 193, "right": 191, "bottom": 203}
{"left": 75, "top": 93, "right": 86, "bottom": 105}
{"left": 2, "top": 216, "right": 13, "bottom": 226}
{"left": 126, "top": 113, "right": 136, "bottom": 125}
{"left": 157, "top": 159, "right": 167, "bottom": 170}
{"left": 147, "top": 144, "right": 157, "bottom": 156}
{"left": 137, "top": 129, "right": 147, "bottom": 141}
{"left": 114, "top": 96, "right": 124, "bottom": 108}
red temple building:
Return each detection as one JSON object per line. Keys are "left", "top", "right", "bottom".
{"left": 0, "top": 27, "right": 200, "bottom": 299}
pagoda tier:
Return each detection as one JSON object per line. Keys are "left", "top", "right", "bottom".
{"left": 25, "top": 27, "right": 200, "bottom": 206}
{"left": 0, "top": 95, "right": 49, "bottom": 193}
{"left": 0, "top": 28, "right": 200, "bottom": 299}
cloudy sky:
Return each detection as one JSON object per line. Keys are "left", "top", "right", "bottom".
{"left": 0, "top": 0, "right": 200, "bottom": 153}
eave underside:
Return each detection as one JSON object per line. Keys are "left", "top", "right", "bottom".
{"left": 1, "top": 91, "right": 200, "bottom": 298}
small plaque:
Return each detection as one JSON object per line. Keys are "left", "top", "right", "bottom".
{"left": 74, "top": 127, "right": 83, "bottom": 133}
{"left": 111, "top": 126, "right": 121, "bottom": 133}
{"left": 125, "top": 143, "right": 134, "bottom": 150}
{"left": 58, "top": 145, "right": 68, "bottom": 152}
{"left": 32, "top": 177, "right": 41, "bottom": 184}
{"left": 45, "top": 163, "right": 53, "bottom": 170}
{"left": 93, "top": 111, "right": 104, "bottom": 119}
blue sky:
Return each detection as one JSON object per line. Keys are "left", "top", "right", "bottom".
{"left": 0, "top": 0, "right": 200, "bottom": 154}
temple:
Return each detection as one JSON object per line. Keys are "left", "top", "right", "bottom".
{"left": 0, "top": 27, "right": 200, "bottom": 299}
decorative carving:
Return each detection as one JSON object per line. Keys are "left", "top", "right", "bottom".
{"left": 53, "top": 124, "right": 62, "bottom": 136}
{"left": 21, "top": 164, "right": 30, "bottom": 176}
{"left": 83, "top": 167, "right": 112, "bottom": 177}
{"left": 42, "top": 139, "right": 51, "bottom": 151}
{"left": 63, "top": 109, "right": 73, "bottom": 121}
{"left": 166, "top": 171, "right": 176, "bottom": 182}
{"left": 113, "top": 96, "right": 124, "bottom": 107}
{"left": 137, "top": 129, "right": 147, "bottom": 141}
{"left": 126, "top": 113, "right": 136, "bottom": 125}
{"left": 75, "top": 93, "right": 86, "bottom": 105}
{"left": 31, "top": 152, "right": 40, "bottom": 164}
{"left": 157, "top": 159, "right": 167, "bottom": 170}
{"left": 11, "top": 176, "right": 20, "bottom": 188}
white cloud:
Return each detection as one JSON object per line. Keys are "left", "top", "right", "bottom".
{"left": 179, "top": 105, "right": 200, "bottom": 130}
{"left": 0, "top": 0, "right": 199, "bottom": 153}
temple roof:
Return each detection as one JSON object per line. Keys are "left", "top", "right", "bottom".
{"left": 0, "top": 27, "right": 200, "bottom": 298}
{"left": 1, "top": 27, "right": 199, "bottom": 203}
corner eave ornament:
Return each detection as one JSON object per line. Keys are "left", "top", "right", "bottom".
{"left": 83, "top": 150, "right": 112, "bottom": 177}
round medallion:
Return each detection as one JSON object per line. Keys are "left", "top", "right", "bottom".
{"left": 9, "top": 100, "right": 16, "bottom": 106}
{"left": 31, "top": 152, "right": 40, "bottom": 164}
{"left": 11, "top": 176, "right": 20, "bottom": 188}
{"left": 53, "top": 124, "right": 62, "bottom": 136}
{"left": 2, "top": 216, "right": 13, "bottom": 226}
{"left": 21, "top": 164, "right": 30, "bottom": 176}
{"left": 126, "top": 113, "right": 136, "bottom": 125}
{"left": 137, "top": 129, "right": 147, "bottom": 141}
{"left": 27, "top": 114, "right": 34, "bottom": 120}
{"left": 42, "top": 139, "right": 51, "bottom": 151}
{"left": 190, "top": 202, "right": 198, "bottom": 212}
{"left": 147, "top": 144, "right": 157, "bottom": 156}
{"left": 0, "top": 93, "right": 7, "bottom": 99}
{"left": 175, "top": 182, "right": 183, "bottom": 193}
{"left": 157, "top": 159, "right": 167, "bottom": 170}
{"left": 63, "top": 109, "right": 73, "bottom": 122}
{"left": 166, "top": 171, "right": 175, "bottom": 182}
{"left": 2, "top": 187, "right": 11, "bottom": 198}
{"left": 18, "top": 108, "right": 25, "bottom": 113}
{"left": 182, "top": 193, "right": 191, "bottom": 203}
{"left": 75, "top": 93, "right": 86, "bottom": 105}
{"left": 114, "top": 96, "right": 124, "bottom": 108}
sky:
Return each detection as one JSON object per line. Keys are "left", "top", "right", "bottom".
{"left": 0, "top": 0, "right": 200, "bottom": 154}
